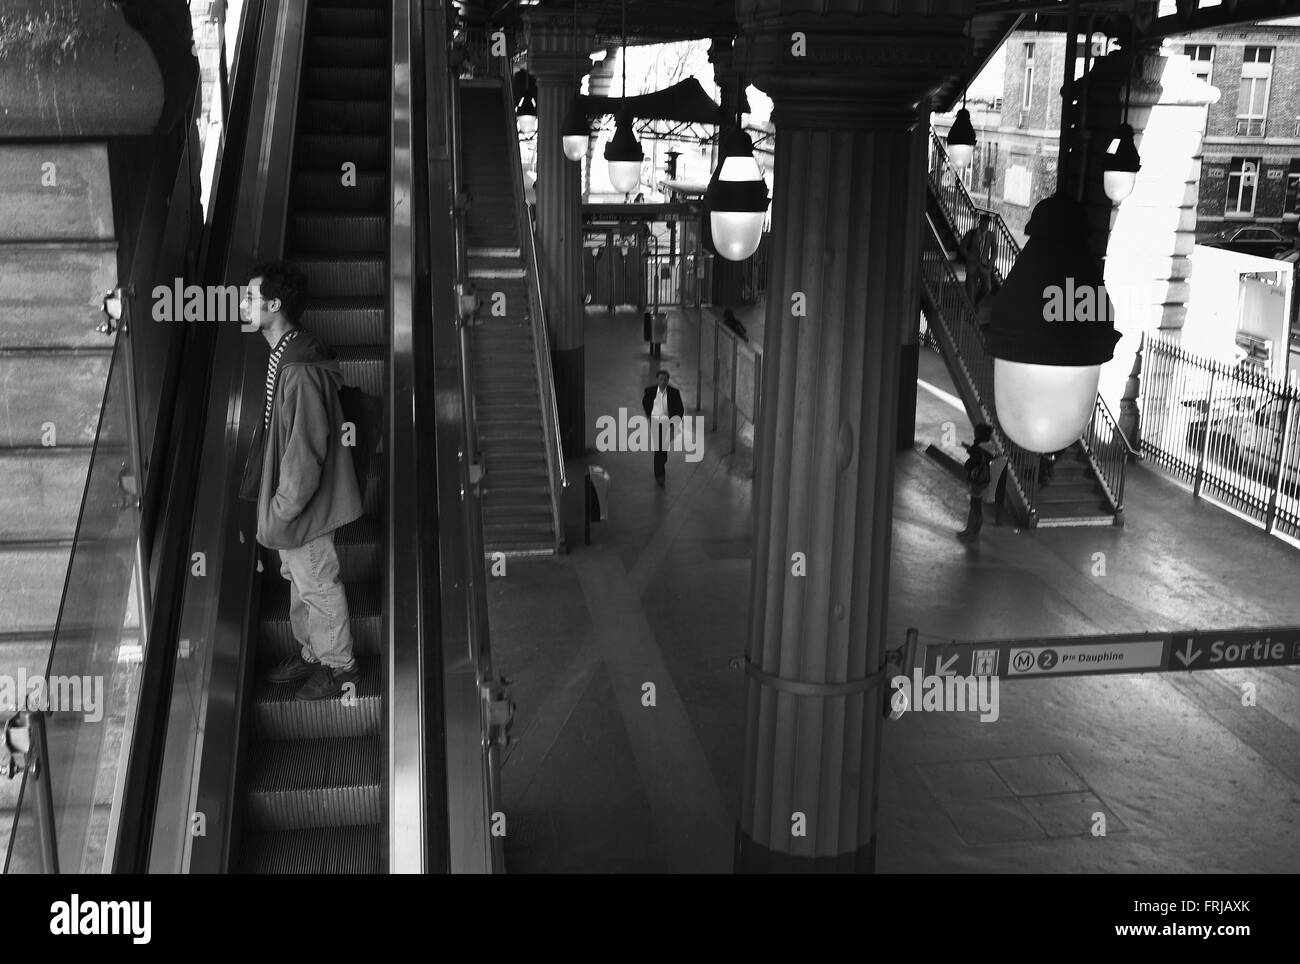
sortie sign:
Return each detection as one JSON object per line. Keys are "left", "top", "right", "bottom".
{"left": 912, "top": 628, "right": 1300, "bottom": 680}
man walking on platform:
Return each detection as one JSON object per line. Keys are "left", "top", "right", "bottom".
{"left": 642, "top": 370, "right": 685, "bottom": 487}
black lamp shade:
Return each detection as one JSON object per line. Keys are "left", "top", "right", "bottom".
{"left": 1104, "top": 123, "right": 1141, "bottom": 174}
{"left": 985, "top": 194, "right": 1122, "bottom": 366}
{"left": 947, "top": 107, "right": 976, "bottom": 148}
{"left": 603, "top": 108, "right": 643, "bottom": 163}
{"left": 561, "top": 96, "right": 589, "bottom": 140}
{"left": 704, "top": 127, "right": 770, "bottom": 214}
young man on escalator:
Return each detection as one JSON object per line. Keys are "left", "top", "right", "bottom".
{"left": 238, "top": 261, "right": 364, "bottom": 701}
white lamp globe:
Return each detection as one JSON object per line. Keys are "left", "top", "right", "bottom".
{"left": 517, "top": 112, "right": 538, "bottom": 136}
{"left": 710, "top": 211, "right": 766, "bottom": 261}
{"left": 1103, "top": 170, "right": 1136, "bottom": 202}
{"left": 563, "top": 134, "right": 588, "bottom": 162}
{"left": 946, "top": 142, "right": 974, "bottom": 170}
{"left": 993, "top": 359, "right": 1101, "bottom": 452}
{"left": 608, "top": 160, "right": 641, "bottom": 194}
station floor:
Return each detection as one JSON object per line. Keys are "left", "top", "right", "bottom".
{"left": 488, "top": 301, "right": 1300, "bottom": 874}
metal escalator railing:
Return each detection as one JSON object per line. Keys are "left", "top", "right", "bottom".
{"left": 926, "top": 129, "right": 1130, "bottom": 521}
{"left": 422, "top": 0, "right": 504, "bottom": 873}
{"left": 919, "top": 218, "right": 1040, "bottom": 526}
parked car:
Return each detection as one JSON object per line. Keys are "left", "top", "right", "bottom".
{"left": 1193, "top": 394, "right": 1300, "bottom": 495}
{"left": 1202, "top": 225, "right": 1294, "bottom": 259}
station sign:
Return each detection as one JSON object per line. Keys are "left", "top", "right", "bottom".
{"left": 913, "top": 627, "right": 1300, "bottom": 680}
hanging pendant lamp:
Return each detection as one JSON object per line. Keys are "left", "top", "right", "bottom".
{"left": 1103, "top": 123, "right": 1141, "bottom": 202}
{"left": 947, "top": 94, "right": 976, "bottom": 170}
{"left": 561, "top": 0, "right": 588, "bottom": 162}
{"left": 604, "top": 0, "right": 642, "bottom": 196}
{"left": 705, "top": 124, "right": 770, "bottom": 262}
{"left": 985, "top": 194, "right": 1122, "bottom": 453}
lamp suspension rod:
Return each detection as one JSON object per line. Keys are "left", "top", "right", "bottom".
{"left": 1124, "top": 0, "right": 1139, "bottom": 120}
{"left": 1075, "top": 12, "right": 1096, "bottom": 201}
{"left": 621, "top": 0, "right": 627, "bottom": 99}
{"left": 1057, "top": 0, "right": 1082, "bottom": 185}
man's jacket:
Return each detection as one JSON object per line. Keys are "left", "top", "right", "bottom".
{"left": 239, "top": 329, "right": 363, "bottom": 550}
{"left": 642, "top": 384, "right": 685, "bottom": 420}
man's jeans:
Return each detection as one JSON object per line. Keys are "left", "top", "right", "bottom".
{"left": 278, "top": 532, "right": 356, "bottom": 670}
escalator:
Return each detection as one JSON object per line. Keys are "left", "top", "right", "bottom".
{"left": 234, "top": 0, "right": 390, "bottom": 873}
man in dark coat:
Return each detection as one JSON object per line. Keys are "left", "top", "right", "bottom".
{"left": 641, "top": 370, "right": 685, "bottom": 487}
{"left": 239, "top": 261, "right": 363, "bottom": 700}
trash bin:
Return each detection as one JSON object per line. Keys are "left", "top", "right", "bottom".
{"left": 585, "top": 465, "right": 610, "bottom": 545}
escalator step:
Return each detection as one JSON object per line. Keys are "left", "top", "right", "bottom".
{"left": 251, "top": 657, "right": 381, "bottom": 742}
{"left": 292, "top": 214, "right": 387, "bottom": 254}
{"left": 244, "top": 736, "right": 381, "bottom": 831}
{"left": 291, "top": 173, "right": 387, "bottom": 212}
{"left": 296, "top": 135, "right": 385, "bottom": 171}
{"left": 293, "top": 257, "right": 386, "bottom": 298}
{"left": 335, "top": 346, "right": 385, "bottom": 395}
{"left": 301, "top": 67, "right": 388, "bottom": 100}
{"left": 309, "top": 7, "right": 387, "bottom": 38}
{"left": 299, "top": 298, "right": 387, "bottom": 346}
{"left": 305, "top": 37, "right": 387, "bottom": 68}
{"left": 299, "top": 99, "right": 388, "bottom": 135}
{"left": 237, "top": 825, "right": 381, "bottom": 874}
{"left": 260, "top": 581, "right": 382, "bottom": 659}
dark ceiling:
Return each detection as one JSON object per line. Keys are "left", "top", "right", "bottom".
{"left": 459, "top": 0, "right": 1300, "bottom": 113}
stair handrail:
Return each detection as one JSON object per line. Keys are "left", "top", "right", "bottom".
{"left": 491, "top": 79, "right": 567, "bottom": 553}
{"left": 927, "top": 128, "right": 1127, "bottom": 522}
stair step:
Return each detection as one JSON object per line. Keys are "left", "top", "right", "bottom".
{"left": 0, "top": 545, "right": 70, "bottom": 634}
{"left": 236, "top": 824, "right": 382, "bottom": 874}
{"left": 301, "top": 67, "right": 388, "bottom": 100}
{"left": 291, "top": 215, "right": 386, "bottom": 254}
{"left": 293, "top": 257, "right": 386, "bottom": 298}
{"left": 0, "top": 448, "right": 91, "bottom": 540}
{"left": 251, "top": 657, "right": 381, "bottom": 741}
{"left": 309, "top": 8, "right": 388, "bottom": 39}
{"left": 0, "top": 354, "right": 110, "bottom": 446}
{"left": 259, "top": 582, "right": 382, "bottom": 659}
{"left": 243, "top": 736, "right": 381, "bottom": 832}
{"left": 298, "top": 298, "right": 386, "bottom": 346}
{"left": 305, "top": 37, "right": 388, "bottom": 69}
{"left": 291, "top": 173, "right": 387, "bottom": 213}
{"left": 296, "top": 136, "right": 385, "bottom": 172}
{"left": 299, "top": 99, "right": 388, "bottom": 136}
{"left": 336, "top": 346, "right": 385, "bottom": 396}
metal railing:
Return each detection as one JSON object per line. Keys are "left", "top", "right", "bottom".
{"left": 926, "top": 129, "right": 1129, "bottom": 521}
{"left": 492, "top": 78, "right": 567, "bottom": 551}
{"left": 456, "top": 25, "right": 511, "bottom": 80}
{"left": 918, "top": 219, "right": 1040, "bottom": 525}
{"left": 1142, "top": 333, "right": 1300, "bottom": 542}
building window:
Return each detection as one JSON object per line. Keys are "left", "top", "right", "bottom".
{"left": 1226, "top": 158, "right": 1260, "bottom": 215}
{"left": 1286, "top": 160, "right": 1300, "bottom": 218}
{"left": 1184, "top": 44, "right": 1214, "bottom": 84}
{"left": 1022, "top": 43, "right": 1035, "bottom": 110}
{"left": 1237, "top": 46, "right": 1272, "bottom": 137}
{"left": 1004, "top": 160, "right": 1032, "bottom": 206}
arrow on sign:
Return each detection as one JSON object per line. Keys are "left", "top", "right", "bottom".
{"left": 934, "top": 654, "right": 959, "bottom": 676}
{"left": 1174, "top": 638, "right": 1202, "bottom": 668}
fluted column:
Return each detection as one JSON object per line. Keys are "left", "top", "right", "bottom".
{"left": 733, "top": 1, "right": 971, "bottom": 872}
{"left": 897, "top": 106, "right": 931, "bottom": 451}
{"left": 525, "top": 12, "right": 595, "bottom": 456}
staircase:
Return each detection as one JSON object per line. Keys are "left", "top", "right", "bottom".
{"left": 235, "top": 0, "right": 389, "bottom": 873}
{"left": 922, "top": 131, "right": 1132, "bottom": 527}
{"left": 458, "top": 82, "right": 562, "bottom": 555}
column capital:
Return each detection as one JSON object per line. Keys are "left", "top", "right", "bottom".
{"left": 523, "top": 10, "right": 598, "bottom": 85}
{"left": 733, "top": 4, "right": 974, "bottom": 129}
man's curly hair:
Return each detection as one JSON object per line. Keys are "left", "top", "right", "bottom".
{"left": 249, "top": 260, "right": 308, "bottom": 323}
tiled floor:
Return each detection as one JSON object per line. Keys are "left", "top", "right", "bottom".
{"left": 489, "top": 301, "right": 1300, "bottom": 873}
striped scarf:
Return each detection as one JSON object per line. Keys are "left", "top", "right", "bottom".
{"left": 264, "top": 329, "right": 300, "bottom": 430}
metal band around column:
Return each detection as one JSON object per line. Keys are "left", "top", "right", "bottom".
{"left": 742, "top": 657, "right": 886, "bottom": 698}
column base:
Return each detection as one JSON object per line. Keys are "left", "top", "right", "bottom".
{"left": 733, "top": 824, "right": 877, "bottom": 874}
{"left": 552, "top": 346, "right": 585, "bottom": 458}
{"left": 897, "top": 341, "right": 920, "bottom": 452}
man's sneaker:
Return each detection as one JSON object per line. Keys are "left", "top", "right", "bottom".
{"left": 295, "top": 662, "right": 361, "bottom": 701}
{"left": 266, "top": 651, "right": 319, "bottom": 684}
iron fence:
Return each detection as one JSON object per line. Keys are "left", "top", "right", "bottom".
{"left": 697, "top": 311, "right": 763, "bottom": 463}
{"left": 1142, "top": 333, "right": 1300, "bottom": 540}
